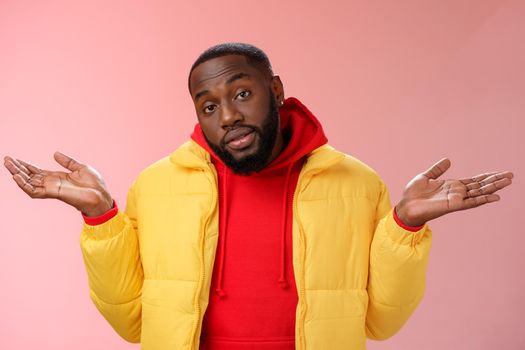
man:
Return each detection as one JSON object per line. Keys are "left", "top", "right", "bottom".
{"left": 3, "top": 43, "right": 513, "bottom": 350}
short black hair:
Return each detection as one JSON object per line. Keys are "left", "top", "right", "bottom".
{"left": 188, "top": 42, "right": 274, "bottom": 92}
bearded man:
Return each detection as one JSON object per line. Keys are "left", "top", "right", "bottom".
{"left": 4, "top": 42, "right": 514, "bottom": 350}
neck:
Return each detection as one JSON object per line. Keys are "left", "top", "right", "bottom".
{"left": 265, "top": 130, "right": 286, "bottom": 166}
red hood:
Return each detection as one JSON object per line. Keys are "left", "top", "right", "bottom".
{"left": 190, "top": 96, "right": 328, "bottom": 173}
{"left": 189, "top": 96, "right": 328, "bottom": 306}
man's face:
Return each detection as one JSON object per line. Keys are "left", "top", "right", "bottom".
{"left": 189, "top": 55, "right": 284, "bottom": 175}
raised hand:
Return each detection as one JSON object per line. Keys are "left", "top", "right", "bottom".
{"left": 395, "top": 158, "right": 514, "bottom": 227}
{"left": 4, "top": 152, "right": 114, "bottom": 217}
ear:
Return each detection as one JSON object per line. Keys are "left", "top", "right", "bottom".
{"left": 271, "top": 75, "right": 285, "bottom": 106}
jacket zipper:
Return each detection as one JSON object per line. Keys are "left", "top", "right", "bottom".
{"left": 189, "top": 167, "right": 218, "bottom": 349}
{"left": 293, "top": 172, "right": 311, "bottom": 350}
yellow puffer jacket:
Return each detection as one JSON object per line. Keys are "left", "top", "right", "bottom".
{"left": 80, "top": 140, "right": 432, "bottom": 350}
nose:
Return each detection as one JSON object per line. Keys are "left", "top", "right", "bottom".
{"left": 219, "top": 102, "right": 243, "bottom": 129}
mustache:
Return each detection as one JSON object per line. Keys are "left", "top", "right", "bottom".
{"left": 220, "top": 124, "right": 259, "bottom": 147}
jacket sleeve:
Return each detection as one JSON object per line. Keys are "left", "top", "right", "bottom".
{"left": 365, "top": 179, "right": 432, "bottom": 340}
{"left": 79, "top": 180, "right": 143, "bottom": 343}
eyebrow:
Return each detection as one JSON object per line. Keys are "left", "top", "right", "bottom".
{"left": 194, "top": 72, "right": 252, "bottom": 101}
{"left": 226, "top": 72, "right": 250, "bottom": 85}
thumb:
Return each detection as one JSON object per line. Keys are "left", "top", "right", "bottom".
{"left": 422, "top": 157, "right": 451, "bottom": 180}
{"left": 54, "top": 151, "right": 84, "bottom": 172}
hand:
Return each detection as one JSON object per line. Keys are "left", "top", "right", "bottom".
{"left": 395, "top": 158, "right": 514, "bottom": 227}
{"left": 4, "top": 151, "right": 114, "bottom": 217}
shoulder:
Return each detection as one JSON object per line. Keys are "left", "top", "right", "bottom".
{"left": 313, "top": 145, "right": 384, "bottom": 184}
{"left": 303, "top": 145, "right": 385, "bottom": 200}
{"left": 341, "top": 153, "right": 380, "bottom": 176}
{"left": 137, "top": 155, "right": 174, "bottom": 179}
{"left": 130, "top": 141, "right": 211, "bottom": 195}
{"left": 127, "top": 155, "right": 174, "bottom": 196}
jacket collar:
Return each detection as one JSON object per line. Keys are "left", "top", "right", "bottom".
{"left": 300, "top": 144, "right": 345, "bottom": 177}
{"left": 169, "top": 140, "right": 211, "bottom": 170}
{"left": 170, "top": 139, "right": 345, "bottom": 175}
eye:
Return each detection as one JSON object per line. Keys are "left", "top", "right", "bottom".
{"left": 236, "top": 90, "right": 251, "bottom": 100}
{"left": 203, "top": 104, "right": 217, "bottom": 114}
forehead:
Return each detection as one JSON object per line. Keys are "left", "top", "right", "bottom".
{"left": 189, "top": 55, "right": 267, "bottom": 96}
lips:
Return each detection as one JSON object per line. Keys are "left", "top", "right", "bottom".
{"left": 224, "top": 127, "right": 254, "bottom": 144}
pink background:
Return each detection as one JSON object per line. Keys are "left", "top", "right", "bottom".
{"left": 1, "top": 0, "right": 523, "bottom": 349}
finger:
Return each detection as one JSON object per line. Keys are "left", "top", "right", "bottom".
{"left": 467, "top": 177, "right": 512, "bottom": 197}
{"left": 4, "top": 158, "right": 30, "bottom": 178}
{"left": 465, "top": 182, "right": 481, "bottom": 191}
{"left": 54, "top": 151, "right": 84, "bottom": 172}
{"left": 14, "top": 158, "right": 44, "bottom": 175}
{"left": 11, "top": 158, "right": 31, "bottom": 175}
{"left": 465, "top": 171, "right": 514, "bottom": 190}
{"left": 13, "top": 173, "right": 39, "bottom": 197}
{"left": 459, "top": 171, "right": 499, "bottom": 185}
{"left": 479, "top": 171, "right": 514, "bottom": 187}
{"left": 16, "top": 167, "right": 31, "bottom": 183}
{"left": 422, "top": 158, "right": 451, "bottom": 180}
{"left": 462, "top": 194, "right": 500, "bottom": 209}
{"left": 4, "top": 156, "right": 29, "bottom": 176}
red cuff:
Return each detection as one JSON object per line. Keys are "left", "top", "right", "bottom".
{"left": 82, "top": 199, "right": 118, "bottom": 225}
{"left": 393, "top": 206, "right": 425, "bottom": 232}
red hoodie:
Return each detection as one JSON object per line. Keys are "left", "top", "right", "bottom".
{"left": 191, "top": 97, "right": 328, "bottom": 349}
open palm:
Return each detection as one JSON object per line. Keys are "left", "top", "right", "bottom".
{"left": 4, "top": 151, "right": 113, "bottom": 216}
{"left": 396, "top": 158, "right": 513, "bottom": 227}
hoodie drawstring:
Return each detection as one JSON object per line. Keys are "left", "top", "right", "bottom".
{"left": 214, "top": 162, "right": 295, "bottom": 297}
{"left": 215, "top": 169, "right": 228, "bottom": 298}
{"left": 278, "top": 163, "right": 294, "bottom": 289}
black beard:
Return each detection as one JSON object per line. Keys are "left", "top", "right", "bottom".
{"left": 203, "top": 92, "right": 280, "bottom": 175}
